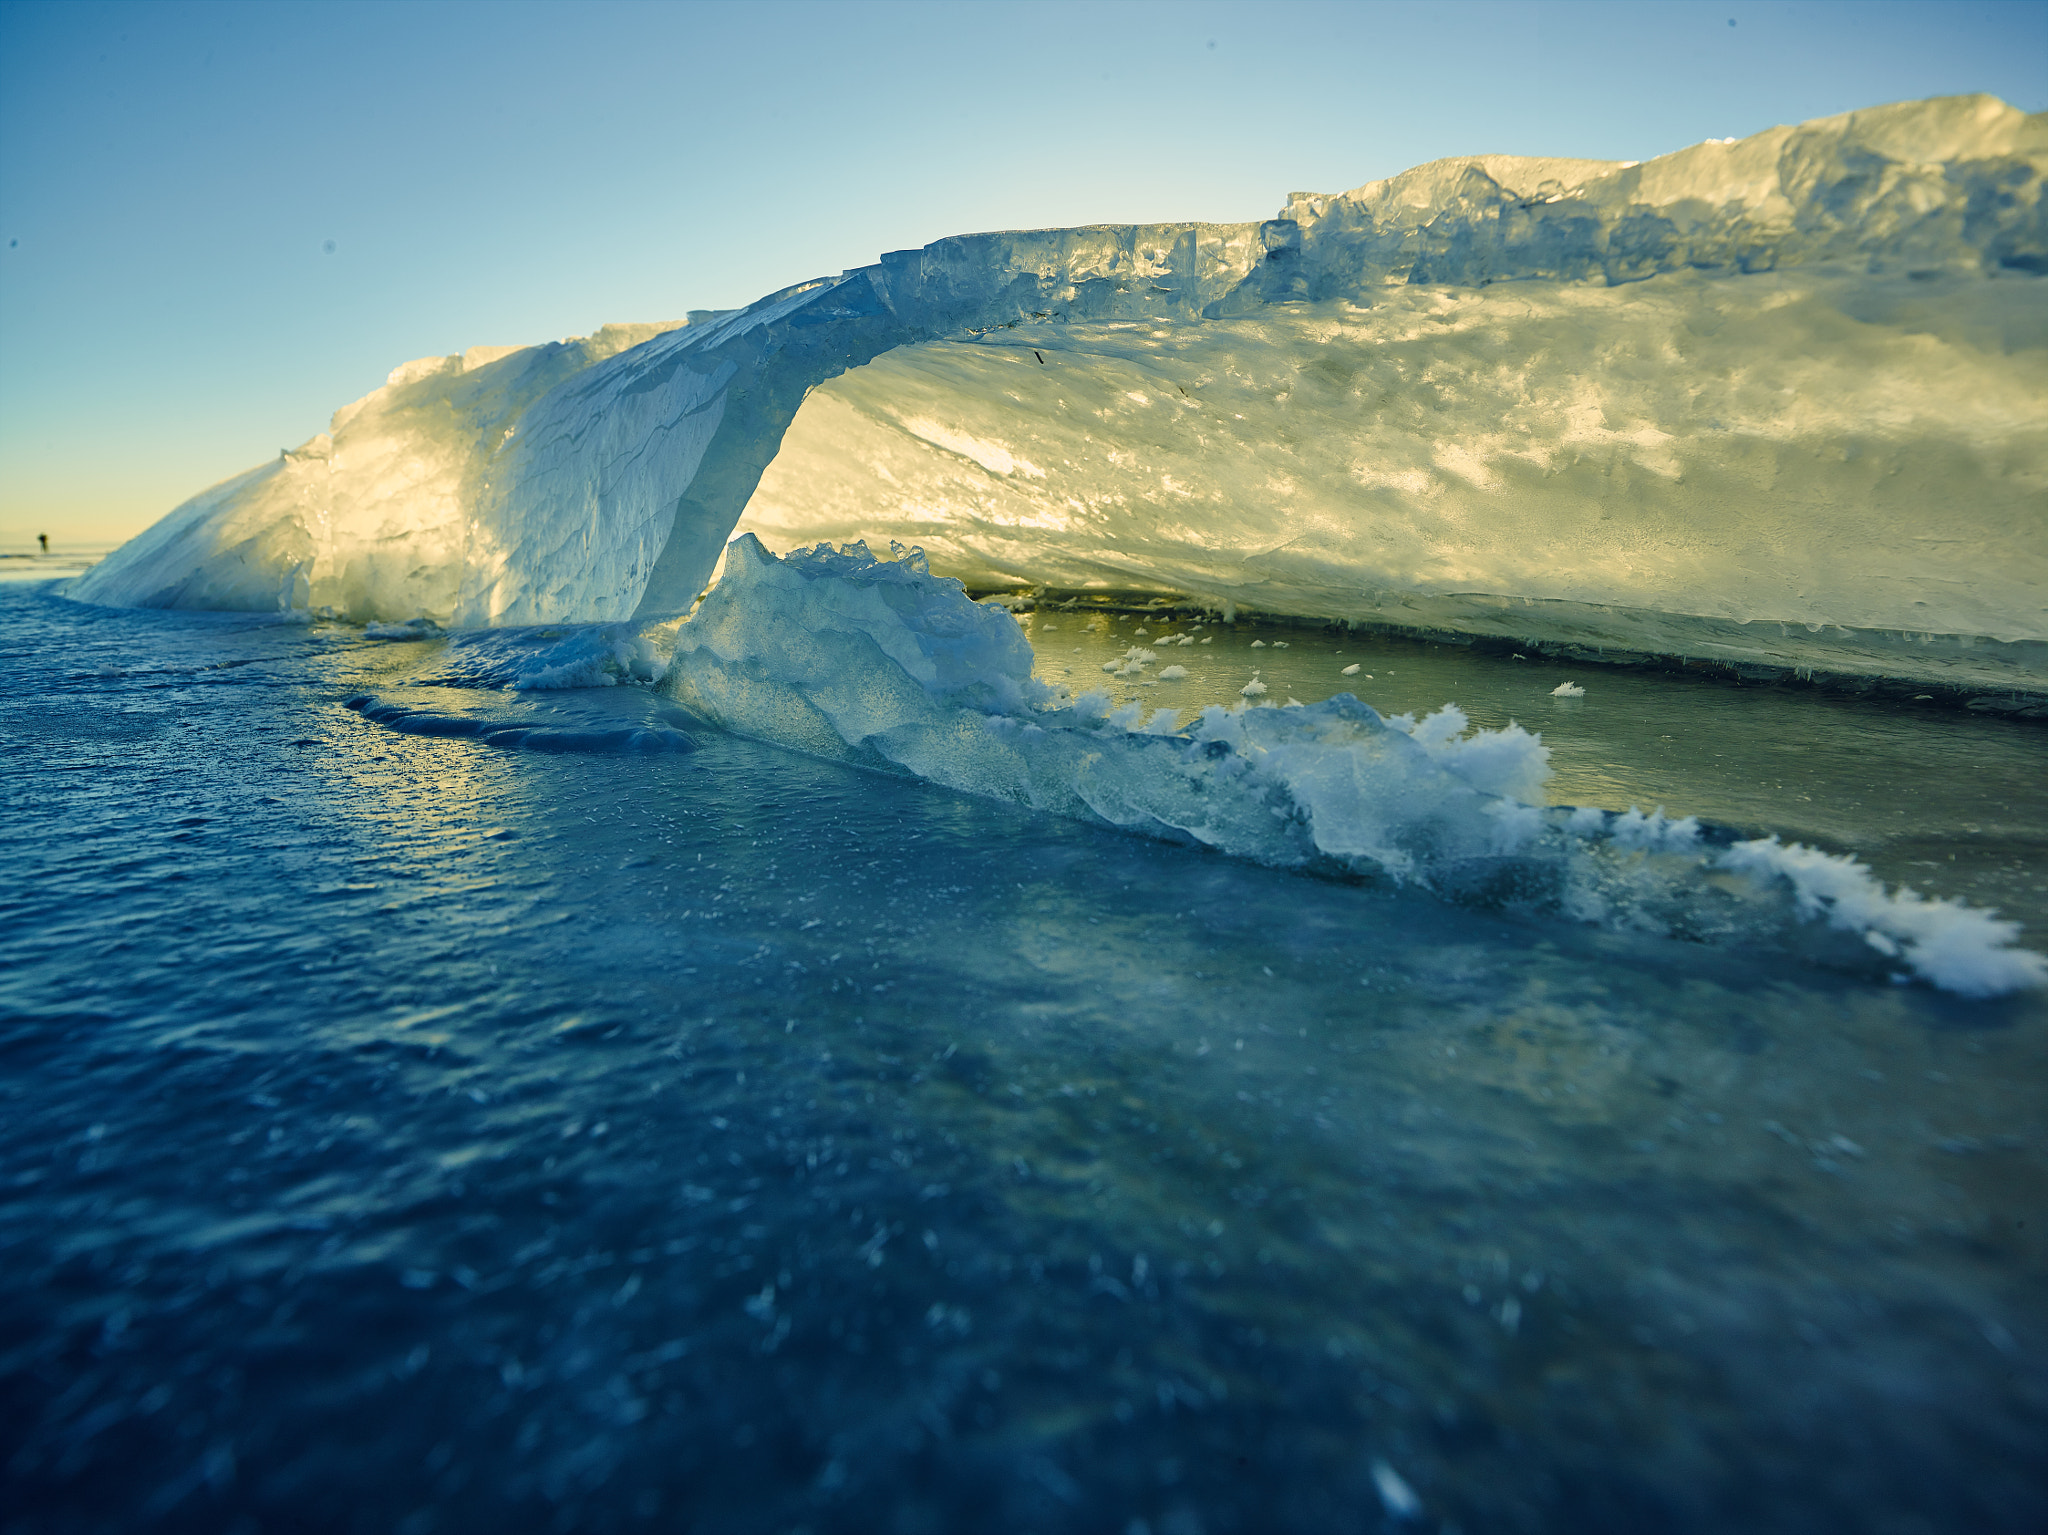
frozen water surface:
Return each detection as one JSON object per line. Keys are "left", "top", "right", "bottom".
{"left": 3, "top": 575, "right": 2045, "bottom": 1534}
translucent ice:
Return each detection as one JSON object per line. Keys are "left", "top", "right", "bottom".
{"left": 665, "top": 537, "right": 2047, "bottom": 995}
{"left": 73, "top": 325, "right": 689, "bottom": 622}
{"left": 743, "top": 267, "right": 2046, "bottom": 687}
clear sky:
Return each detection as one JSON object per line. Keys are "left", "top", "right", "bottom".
{"left": 2, "top": 0, "right": 2043, "bottom": 547}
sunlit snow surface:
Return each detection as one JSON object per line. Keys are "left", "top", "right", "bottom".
{"left": 6, "top": 573, "right": 2048, "bottom": 1535}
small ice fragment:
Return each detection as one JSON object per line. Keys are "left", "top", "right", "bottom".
{"left": 1101, "top": 660, "right": 1121, "bottom": 673}
{"left": 1272, "top": 641, "right": 1288, "bottom": 648}
{"left": 1158, "top": 664, "right": 1187, "bottom": 680}
{"left": 1341, "top": 663, "right": 1361, "bottom": 676}
{"left": 1551, "top": 681, "right": 1585, "bottom": 697}
{"left": 1178, "top": 635, "right": 1194, "bottom": 645}
{"left": 1250, "top": 640, "right": 1266, "bottom": 648}
{"left": 1371, "top": 1459, "right": 1422, "bottom": 1520}
{"left": 1240, "top": 676, "right": 1268, "bottom": 699}
{"left": 364, "top": 617, "right": 442, "bottom": 640}
{"left": 1134, "top": 627, "right": 1148, "bottom": 634}
{"left": 1199, "top": 637, "right": 1213, "bottom": 644}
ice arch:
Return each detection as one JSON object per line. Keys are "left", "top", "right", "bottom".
{"left": 69, "top": 224, "right": 1269, "bottom": 626}
{"left": 70, "top": 94, "right": 2048, "bottom": 684}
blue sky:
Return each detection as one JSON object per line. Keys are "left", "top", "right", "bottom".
{"left": 2, "top": 0, "right": 2043, "bottom": 544}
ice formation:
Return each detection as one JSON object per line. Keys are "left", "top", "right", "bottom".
{"left": 70, "top": 95, "right": 2045, "bottom": 689}
{"left": 667, "top": 537, "right": 2047, "bottom": 996}
{"left": 341, "top": 694, "right": 694, "bottom": 755}
{"left": 71, "top": 325, "right": 689, "bottom": 620}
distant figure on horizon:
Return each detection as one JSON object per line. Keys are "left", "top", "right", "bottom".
{"left": 37, "top": 534, "right": 48, "bottom": 553}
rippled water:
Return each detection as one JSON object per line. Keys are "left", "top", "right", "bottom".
{"left": 3, "top": 580, "right": 2043, "bottom": 1534}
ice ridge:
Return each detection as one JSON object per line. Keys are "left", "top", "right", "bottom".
{"left": 1263, "top": 93, "right": 2048, "bottom": 297}
{"left": 665, "top": 536, "right": 2047, "bottom": 998}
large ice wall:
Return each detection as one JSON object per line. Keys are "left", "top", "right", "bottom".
{"left": 738, "top": 267, "right": 2046, "bottom": 684}
{"left": 72, "top": 94, "right": 2047, "bottom": 683}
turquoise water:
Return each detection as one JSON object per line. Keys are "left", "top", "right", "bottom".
{"left": 3, "top": 578, "right": 2044, "bottom": 1533}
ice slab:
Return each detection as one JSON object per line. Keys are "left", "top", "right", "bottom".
{"left": 740, "top": 268, "right": 2047, "bottom": 683}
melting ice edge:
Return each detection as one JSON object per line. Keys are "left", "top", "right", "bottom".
{"left": 350, "top": 535, "right": 2046, "bottom": 999}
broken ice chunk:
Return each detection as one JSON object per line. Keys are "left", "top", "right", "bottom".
{"left": 1158, "top": 664, "right": 1187, "bottom": 680}
{"left": 1551, "top": 681, "right": 1585, "bottom": 697}
{"left": 1341, "top": 663, "right": 1361, "bottom": 676}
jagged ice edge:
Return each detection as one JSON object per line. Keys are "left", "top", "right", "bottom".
{"left": 652, "top": 535, "right": 2046, "bottom": 999}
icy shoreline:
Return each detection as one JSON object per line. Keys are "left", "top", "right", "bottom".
{"left": 648, "top": 535, "right": 2048, "bottom": 997}
{"left": 10, "top": 554, "right": 2046, "bottom": 1533}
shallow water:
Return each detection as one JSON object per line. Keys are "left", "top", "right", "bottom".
{"left": 3, "top": 580, "right": 2044, "bottom": 1534}
{"left": 1023, "top": 606, "right": 2048, "bottom": 938}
